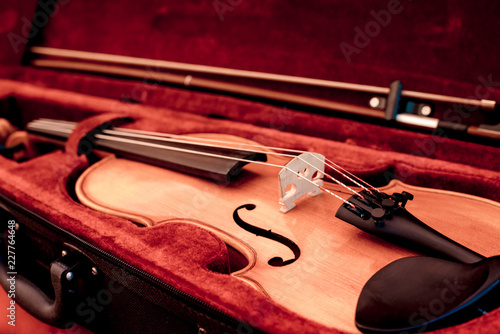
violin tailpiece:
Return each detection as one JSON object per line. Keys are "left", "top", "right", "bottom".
{"left": 335, "top": 190, "right": 485, "bottom": 263}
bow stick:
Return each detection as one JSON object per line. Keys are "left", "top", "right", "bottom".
{"left": 28, "top": 47, "right": 500, "bottom": 141}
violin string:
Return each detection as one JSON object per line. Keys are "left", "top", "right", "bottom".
{"left": 100, "top": 128, "right": 365, "bottom": 199}
{"left": 27, "top": 119, "right": 357, "bottom": 208}
{"left": 27, "top": 119, "right": 375, "bottom": 207}
{"left": 109, "top": 127, "right": 379, "bottom": 194}
{"left": 28, "top": 119, "right": 367, "bottom": 200}
{"left": 27, "top": 119, "right": 373, "bottom": 204}
{"left": 91, "top": 132, "right": 357, "bottom": 208}
{"left": 32, "top": 118, "right": 378, "bottom": 195}
{"left": 30, "top": 119, "right": 360, "bottom": 199}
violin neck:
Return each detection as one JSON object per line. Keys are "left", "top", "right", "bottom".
{"left": 26, "top": 119, "right": 267, "bottom": 184}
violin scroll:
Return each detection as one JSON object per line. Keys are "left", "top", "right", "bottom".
{"left": 0, "top": 118, "right": 17, "bottom": 144}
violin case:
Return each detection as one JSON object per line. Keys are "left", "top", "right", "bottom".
{"left": 1, "top": 1, "right": 500, "bottom": 333}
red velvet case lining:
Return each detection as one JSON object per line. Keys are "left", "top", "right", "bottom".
{"left": 1, "top": 0, "right": 500, "bottom": 333}
{"left": 0, "top": 80, "right": 500, "bottom": 333}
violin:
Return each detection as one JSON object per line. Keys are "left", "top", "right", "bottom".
{"left": 3, "top": 117, "right": 500, "bottom": 333}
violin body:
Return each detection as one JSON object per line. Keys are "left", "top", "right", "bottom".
{"left": 74, "top": 134, "right": 500, "bottom": 333}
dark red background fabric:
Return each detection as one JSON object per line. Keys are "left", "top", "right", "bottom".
{"left": 24, "top": 1, "right": 500, "bottom": 95}
{"left": 0, "top": 1, "right": 499, "bottom": 333}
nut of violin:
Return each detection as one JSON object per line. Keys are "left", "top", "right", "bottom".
{"left": 279, "top": 153, "right": 325, "bottom": 213}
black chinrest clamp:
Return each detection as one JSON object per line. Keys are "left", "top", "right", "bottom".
{"left": 335, "top": 190, "right": 499, "bottom": 333}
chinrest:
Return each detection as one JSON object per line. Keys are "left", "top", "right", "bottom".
{"left": 356, "top": 256, "right": 500, "bottom": 333}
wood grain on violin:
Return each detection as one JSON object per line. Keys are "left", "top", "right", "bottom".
{"left": 73, "top": 134, "right": 500, "bottom": 333}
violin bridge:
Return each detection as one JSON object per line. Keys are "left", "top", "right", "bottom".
{"left": 279, "top": 152, "right": 325, "bottom": 213}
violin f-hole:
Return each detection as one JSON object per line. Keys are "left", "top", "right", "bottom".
{"left": 232, "top": 204, "right": 301, "bottom": 267}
